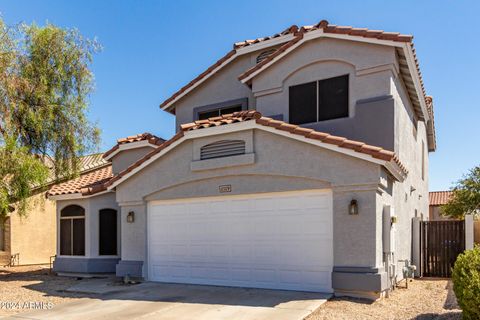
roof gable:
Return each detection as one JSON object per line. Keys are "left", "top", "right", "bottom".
{"left": 103, "top": 132, "right": 165, "bottom": 161}
{"left": 160, "top": 20, "right": 427, "bottom": 117}
{"left": 95, "top": 111, "right": 408, "bottom": 194}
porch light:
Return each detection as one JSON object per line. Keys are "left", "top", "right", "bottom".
{"left": 349, "top": 199, "right": 358, "bottom": 215}
{"left": 127, "top": 211, "right": 135, "bottom": 223}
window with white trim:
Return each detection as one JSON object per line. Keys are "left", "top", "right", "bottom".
{"left": 60, "top": 205, "right": 85, "bottom": 256}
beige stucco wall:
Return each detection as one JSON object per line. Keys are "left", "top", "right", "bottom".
{"left": 9, "top": 192, "right": 56, "bottom": 265}
{"left": 116, "top": 128, "right": 389, "bottom": 270}
{"left": 111, "top": 146, "right": 154, "bottom": 174}
{"left": 56, "top": 192, "right": 120, "bottom": 258}
{"left": 429, "top": 206, "right": 451, "bottom": 221}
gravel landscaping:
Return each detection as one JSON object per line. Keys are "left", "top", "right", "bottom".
{"left": 0, "top": 266, "right": 463, "bottom": 319}
{"left": 0, "top": 265, "right": 91, "bottom": 317}
{"left": 307, "top": 279, "right": 462, "bottom": 320}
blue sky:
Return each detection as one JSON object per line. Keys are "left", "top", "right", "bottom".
{"left": 1, "top": 0, "right": 478, "bottom": 191}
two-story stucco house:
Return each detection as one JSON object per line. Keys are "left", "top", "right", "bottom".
{"left": 48, "top": 20, "right": 436, "bottom": 300}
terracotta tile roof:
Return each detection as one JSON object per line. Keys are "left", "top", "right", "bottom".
{"left": 103, "top": 132, "right": 165, "bottom": 159}
{"left": 37, "top": 153, "right": 109, "bottom": 189}
{"left": 103, "top": 131, "right": 185, "bottom": 190}
{"left": 429, "top": 191, "right": 453, "bottom": 206}
{"left": 92, "top": 111, "right": 408, "bottom": 196}
{"left": 234, "top": 21, "right": 412, "bottom": 50}
{"left": 181, "top": 111, "right": 407, "bottom": 174}
{"left": 160, "top": 20, "right": 427, "bottom": 115}
{"left": 48, "top": 165, "right": 113, "bottom": 196}
{"left": 78, "top": 153, "right": 109, "bottom": 172}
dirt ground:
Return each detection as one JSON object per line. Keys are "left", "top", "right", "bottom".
{"left": 0, "top": 265, "right": 91, "bottom": 317}
{"left": 0, "top": 266, "right": 463, "bottom": 319}
{"left": 307, "top": 278, "right": 462, "bottom": 320}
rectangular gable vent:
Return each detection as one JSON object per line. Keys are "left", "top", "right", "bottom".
{"left": 200, "top": 140, "right": 246, "bottom": 160}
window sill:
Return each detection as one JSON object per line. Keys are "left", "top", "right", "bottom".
{"left": 191, "top": 153, "right": 255, "bottom": 172}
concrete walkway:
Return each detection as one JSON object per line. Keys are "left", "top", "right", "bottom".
{"left": 6, "top": 282, "right": 331, "bottom": 320}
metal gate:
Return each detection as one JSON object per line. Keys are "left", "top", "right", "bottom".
{"left": 421, "top": 220, "right": 465, "bottom": 277}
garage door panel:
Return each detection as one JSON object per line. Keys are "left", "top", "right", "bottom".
{"left": 148, "top": 190, "right": 333, "bottom": 292}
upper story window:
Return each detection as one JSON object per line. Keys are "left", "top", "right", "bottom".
{"left": 289, "top": 75, "right": 349, "bottom": 125}
{"left": 198, "top": 105, "right": 242, "bottom": 120}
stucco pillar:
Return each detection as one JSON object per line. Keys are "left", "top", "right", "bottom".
{"left": 465, "top": 214, "right": 474, "bottom": 250}
{"left": 116, "top": 202, "right": 147, "bottom": 278}
{"left": 411, "top": 217, "right": 421, "bottom": 277}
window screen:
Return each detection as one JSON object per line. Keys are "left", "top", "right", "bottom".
{"left": 60, "top": 205, "right": 85, "bottom": 256}
{"left": 318, "top": 75, "right": 349, "bottom": 121}
{"left": 72, "top": 219, "right": 85, "bottom": 256}
{"left": 198, "top": 105, "right": 242, "bottom": 120}
{"left": 289, "top": 81, "right": 317, "bottom": 125}
{"left": 60, "top": 205, "right": 85, "bottom": 217}
{"left": 60, "top": 219, "right": 72, "bottom": 255}
{"left": 289, "top": 75, "right": 349, "bottom": 124}
{"left": 99, "top": 209, "right": 117, "bottom": 256}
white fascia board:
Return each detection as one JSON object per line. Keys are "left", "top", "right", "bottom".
{"left": 161, "top": 52, "right": 239, "bottom": 111}
{"left": 403, "top": 43, "right": 429, "bottom": 121}
{"left": 240, "top": 31, "right": 406, "bottom": 84}
{"left": 103, "top": 140, "right": 157, "bottom": 161}
{"left": 107, "top": 120, "right": 405, "bottom": 189}
{"left": 48, "top": 190, "right": 114, "bottom": 201}
{"left": 235, "top": 34, "right": 295, "bottom": 55}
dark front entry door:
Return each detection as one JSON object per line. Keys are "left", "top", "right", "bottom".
{"left": 99, "top": 209, "right": 117, "bottom": 256}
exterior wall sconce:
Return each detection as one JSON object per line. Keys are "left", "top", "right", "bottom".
{"left": 127, "top": 211, "right": 135, "bottom": 223}
{"left": 349, "top": 199, "right": 359, "bottom": 215}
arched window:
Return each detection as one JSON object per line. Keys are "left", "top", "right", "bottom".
{"left": 60, "top": 205, "right": 85, "bottom": 256}
{"left": 99, "top": 209, "right": 117, "bottom": 256}
{"left": 200, "top": 140, "right": 246, "bottom": 160}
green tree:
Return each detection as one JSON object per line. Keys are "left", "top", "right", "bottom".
{"left": 0, "top": 19, "right": 100, "bottom": 219}
{"left": 442, "top": 165, "right": 480, "bottom": 219}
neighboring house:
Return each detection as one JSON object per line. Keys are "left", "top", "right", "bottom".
{"left": 429, "top": 191, "right": 453, "bottom": 220}
{"left": 48, "top": 20, "right": 436, "bottom": 300}
{"left": 0, "top": 154, "right": 108, "bottom": 266}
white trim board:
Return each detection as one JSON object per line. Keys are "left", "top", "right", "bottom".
{"left": 48, "top": 190, "right": 114, "bottom": 201}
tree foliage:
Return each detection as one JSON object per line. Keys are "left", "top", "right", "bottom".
{"left": 442, "top": 165, "right": 480, "bottom": 219}
{"left": 0, "top": 19, "right": 100, "bottom": 219}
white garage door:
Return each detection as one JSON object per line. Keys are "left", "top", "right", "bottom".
{"left": 147, "top": 190, "right": 333, "bottom": 292}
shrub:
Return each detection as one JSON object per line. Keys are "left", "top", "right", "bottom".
{"left": 451, "top": 245, "right": 480, "bottom": 320}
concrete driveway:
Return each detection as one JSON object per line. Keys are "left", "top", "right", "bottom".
{"left": 6, "top": 282, "right": 330, "bottom": 320}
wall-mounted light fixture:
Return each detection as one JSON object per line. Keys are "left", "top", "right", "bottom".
{"left": 349, "top": 199, "right": 359, "bottom": 215}
{"left": 127, "top": 211, "right": 135, "bottom": 223}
